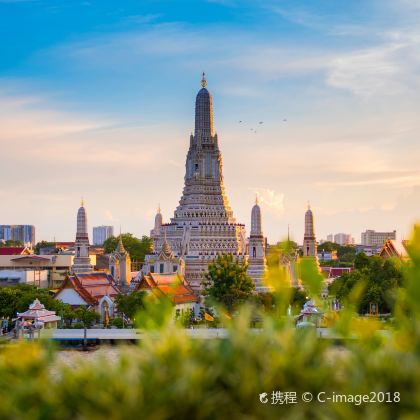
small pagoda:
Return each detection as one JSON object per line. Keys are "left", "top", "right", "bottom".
{"left": 295, "top": 300, "right": 323, "bottom": 328}
{"left": 17, "top": 298, "right": 61, "bottom": 330}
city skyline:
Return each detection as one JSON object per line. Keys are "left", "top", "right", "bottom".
{"left": 1, "top": 0, "right": 420, "bottom": 243}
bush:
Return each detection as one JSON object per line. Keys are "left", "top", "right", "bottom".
{"left": 1, "top": 228, "right": 420, "bottom": 418}
{"left": 111, "top": 317, "right": 124, "bottom": 329}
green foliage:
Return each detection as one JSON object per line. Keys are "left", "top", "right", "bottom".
{"left": 330, "top": 255, "right": 404, "bottom": 314}
{"left": 203, "top": 254, "right": 255, "bottom": 313}
{"left": 103, "top": 233, "right": 152, "bottom": 261}
{"left": 115, "top": 291, "right": 147, "bottom": 320}
{"left": 0, "top": 285, "right": 60, "bottom": 320}
{"left": 111, "top": 317, "right": 124, "bottom": 329}
{"left": 2, "top": 229, "right": 420, "bottom": 418}
{"left": 318, "top": 241, "right": 356, "bottom": 264}
{"left": 266, "top": 240, "right": 299, "bottom": 268}
{"left": 0, "top": 240, "right": 23, "bottom": 247}
{"left": 254, "top": 289, "right": 307, "bottom": 315}
{"left": 74, "top": 307, "right": 99, "bottom": 328}
{"left": 34, "top": 241, "right": 55, "bottom": 254}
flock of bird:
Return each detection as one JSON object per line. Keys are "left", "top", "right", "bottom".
{"left": 238, "top": 118, "right": 287, "bottom": 133}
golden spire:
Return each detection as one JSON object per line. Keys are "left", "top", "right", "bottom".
{"left": 116, "top": 228, "right": 126, "bottom": 254}
{"left": 81, "top": 197, "right": 84, "bottom": 207}
{"left": 157, "top": 203, "right": 161, "bottom": 213}
{"left": 201, "top": 72, "right": 207, "bottom": 88}
{"left": 255, "top": 194, "right": 259, "bottom": 205}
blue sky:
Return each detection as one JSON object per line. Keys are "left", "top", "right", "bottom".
{"left": 1, "top": 0, "right": 420, "bottom": 243}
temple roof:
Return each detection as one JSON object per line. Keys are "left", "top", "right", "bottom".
{"left": 17, "top": 298, "right": 61, "bottom": 322}
{"left": 158, "top": 235, "right": 173, "bottom": 260}
{"left": 137, "top": 272, "right": 199, "bottom": 305}
{"left": 380, "top": 239, "right": 409, "bottom": 260}
{"left": 115, "top": 235, "right": 127, "bottom": 255}
{"left": 55, "top": 272, "right": 119, "bottom": 306}
{"left": 0, "top": 247, "right": 32, "bottom": 256}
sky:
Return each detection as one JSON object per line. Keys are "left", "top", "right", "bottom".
{"left": 1, "top": 0, "right": 420, "bottom": 244}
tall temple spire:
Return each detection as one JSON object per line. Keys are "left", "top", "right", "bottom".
{"left": 146, "top": 76, "right": 248, "bottom": 291}
{"left": 116, "top": 231, "right": 126, "bottom": 255}
{"left": 194, "top": 72, "right": 214, "bottom": 140}
{"left": 303, "top": 204, "right": 317, "bottom": 259}
{"left": 110, "top": 227, "right": 131, "bottom": 287}
{"left": 248, "top": 198, "right": 267, "bottom": 291}
{"left": 72, "top": 200, "right": 92, "bottom": 274}
{"left": 304, "top": 204, "right": 315, "bottom": 238}
{"left": 251, "top": 198, "right": 262, "bottom": 236}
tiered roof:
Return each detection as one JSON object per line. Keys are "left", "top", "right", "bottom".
{"left": 56, "top": 272, "right": 120, "bottom": 305}
{"left": 380, "top": 239, "right": 409, "bottom": 261}
{"left": 137, "top": 273, "right": 198, "bottom": 305}
{"left": 17, "top": 299, "right": 61, "bottom": 323}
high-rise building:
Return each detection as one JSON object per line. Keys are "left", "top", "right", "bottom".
{"left": 0, "top": 225, "right": 12, "bottom": 241}
{"left": 72, "top": 200, "right": 93, "bottom": 274}
{"left": 326, "top": 234, "right": 334, "bottom": 242}
{"left": 247, "top": 197, "right": 268, "bottom": 291}
{"left": 0, "top": 225, "right": 35, "bottom": 245}
{"left": 333, "top": 233, "right": 354, "bottom": 246}
{"left": 146, "top": 75, "right": 251, "bottom": 291}
{"left": 361, "top": 230, "right": 396, "bottom": 247}
{"left": 303, "top": 204, "right": 317, "bottom": 258}
{"left": 93, "top": 225, "right": 114, "bottom": 245}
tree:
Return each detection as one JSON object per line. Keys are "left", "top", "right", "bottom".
{"left": 329, "top": 256, "right": 405, "bottom": 314}
{"left": 74, "top": 307, "right": 100, "bottom": 328}
{"left": 0, "top": 240, "right": 23, "bottom": 247}
{"left": 0, "top": 285, "right": 59, "bottom": 321}
{"left": 103, "top": 234, "right": 152, "bottom": 261}
{"left": 254, "top": 288, "right": 307, "bottom": 314}
{"left": 34, "top": 241, "right": 55, "bottom": 255}
{"left": 318, "top": 241, "right": 339, "bottom": 252}
{"left": 74, "top": 307, "right": 100, "bottom": 348}
{"left": 111, "top": 317, "right": 124, "bottom": 328}
{"left": 354, "top": 252, "right": 371, "bottom": 270}
{"left": 115, "top": 291, "right": 147, "bottom": 320}
{"left": 203, "top": 254, "right": 255, "bottom": 314}
{"left": 266, "top": 240, "right": 299, "bottom": 268}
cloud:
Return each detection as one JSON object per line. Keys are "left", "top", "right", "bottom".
{"left": 0, "top": 89, "right": 107, "bottom": 141}
{"left": 251, "top": 188, "right": 285, "bottom": 216}
{"left": 316, "top": 173, "right": 420, "bottom": 188}
{"left": 326, "top": 42, "right": 420, "bottom": 97}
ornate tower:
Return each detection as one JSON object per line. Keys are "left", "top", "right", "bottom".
{"left": 151, "top": 206, "right": 162, "bottom": 239}
{"left": 148, "top": 74, "right": 247, "bottom": 291}
{"left": 303, "top": 203, "right": 318, "bottom": 258}
{"left": 247, "top": 197, "right": 267, "bottom": 291}
{"left": 109, "top": 234, "right": 131, "bottom": 286}
{"left": 72, "top": 200, "right": 93, "bottom": 274}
